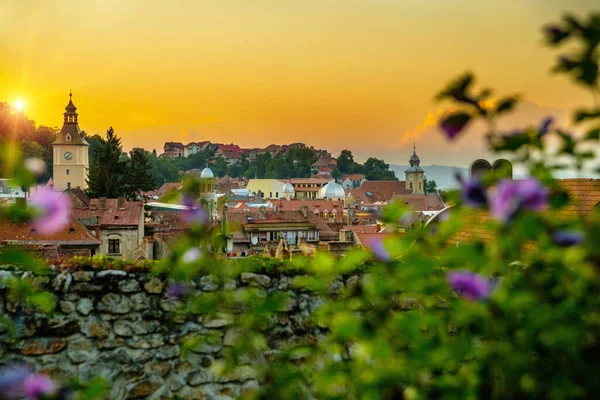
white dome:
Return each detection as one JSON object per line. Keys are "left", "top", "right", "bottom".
{"left": 200, "top": 167, "right": 214, "bottom": 178}
{"left": 282, "top": 183, "right": 295, "bottom": 194}
{"left": 319, "top": 181, "right": 345, "bottom": 199}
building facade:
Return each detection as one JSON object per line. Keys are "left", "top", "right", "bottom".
{"left": 52, "top": 92, "right": 90, "bottom": 191}
{"left": 404, "top": 145, "right": 425, "bottom": 194}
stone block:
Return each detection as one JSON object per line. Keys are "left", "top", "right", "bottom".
{"left": 99, "top": 293, "right": 132, "bottom": 314}
{"left": 240, "top": 272, "right": 271, "bottom": 288}
{"left": 144, "top": 278, "right": 165, "bottom": 294}
{"left": 18, "top": 338, "right": 66, "bottom": 355}
{"left": 76, "top": 298, "right": 94, "bottom": 316}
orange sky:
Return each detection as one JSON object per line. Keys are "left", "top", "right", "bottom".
{"left": 1, "top": 0, "right": 598, "bottom": 166}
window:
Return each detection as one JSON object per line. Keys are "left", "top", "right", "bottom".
{"left": 66, "top": 134, "right": 71, "bottom": 141}
{"left": 67, "top": 182, "right": 71, "bottom": 189}
{"left": 410, "top": 182, "right": 413, "bottom": 189}
{"left": 108, "top": 239, "right": 120, "bottom": 254}
{"left": 323, "top": 211, "right": 328, "bottom": 220}
{"left": 275, "top": 192, "right": 278, "bottom": 198}
{"left": 66, "top": 169, "right": 70, "bottom": 175}
{"left": 270, "top": 192, "right": 272, "bottom": 198}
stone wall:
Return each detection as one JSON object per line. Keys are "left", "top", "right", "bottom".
{"left": 0, "top": 267, "right": 337, "bottom": 399}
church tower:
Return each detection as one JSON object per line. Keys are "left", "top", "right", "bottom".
{"left": 404, "top": 144, "right": 425, "bottom": 194}
{"left": 52, "top": 92, "right": 90, "bottom": 191}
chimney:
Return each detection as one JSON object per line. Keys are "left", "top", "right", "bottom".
{"left": 117, "top": 197, "right": 126, "bottom": 210}
{"left": 99, "top": 197, "right": 107, "bottom": 209}
{"left": 299, "top": 205, "right": 308, "bottom": 218}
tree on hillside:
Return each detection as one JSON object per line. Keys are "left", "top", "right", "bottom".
{"left": 337, "top": 150, "right": 354, "bottom": 173}
{"left": 122, "top": 148, "right": 156, "bottom": 199}
{"left": 363, "top": 157, "right": 397, "bottom": 180}
{"left": 87, "top": 127, "right": 126, "bottom": 198}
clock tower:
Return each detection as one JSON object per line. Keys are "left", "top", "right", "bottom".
{"left": 52, "top": 92, "right": 90, "bottom": 191}
{"left": 404, "top": 144, "right": 425, "bottom": 194}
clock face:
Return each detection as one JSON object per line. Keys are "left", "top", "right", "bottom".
{"left": 64, "top": 152, "right": 73, "bottom": 160}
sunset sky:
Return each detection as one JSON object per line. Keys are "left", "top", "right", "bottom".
{"left": 1, "top": 0, "right": 598, "bottom": 167}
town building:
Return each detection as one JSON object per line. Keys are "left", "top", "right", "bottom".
{"left": 52, "top": 92, "right": 90, "bottom": 191}
{"left": 246, "top": 179, "right": 287, "bottom": 200}
{"left": 341, "top": 174, "right": 366, "bottom": 189}
{"left": 0, "top": 215, "right": 101, "bottom": 261}
{"left": 404, "top": 145, "right": 425, "bottom": 194}
{"left": 0, "top": 179, "right": 25, "bottom": 205}
{"left": 184, "top": 141, "right": 211, "bottom": 157}
{"left": 163, "top": 142, "right": 185, "bottom": 158}
{"left": 273, "top": 199, "right": 344, "bottom": 223}
{"left": 288, "top": 178, "right": 332, "bottom": 199}
{"left": 311, "top": 157, "right": 337, "bottom": 176}
{"left": 68, "top": 190, "right": 144, "bottom": 259}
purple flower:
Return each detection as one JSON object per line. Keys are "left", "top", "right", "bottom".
{"left": 538, "top": 117, "right": 554, "bottom": 137}
{"left": 181, "top": 195, "right": 207, "bottom": 224}
{"left": 368, "top": 236, "right": 392, "bottom": 262}
{"left": 182, "top": 247, "right": 202, "bottom": 263}
{"left": 23, "top": 374, "right": 55, "bottom": 399}
{"left": 447, "top": 271, "right": 495, "bottom": 301}
{"left": 553, "top": 230, "right": 584, "bottom": 247}
{"left": 167, "top": 282, "right": 190, "bottom": 298}
{"left": 0, "top": 365, "right": 32, "bottom": 398}
{"left": 490, "top": 178, "right": 548, "bottom": 223}
{"left": 29, "top": 187, "right": 71, "bottom": 234}
{"left": 462, "top": 176, "right": 487, "bottom": 207}
{"left": 440, "top": 112, "right": 471, "bottom": 140}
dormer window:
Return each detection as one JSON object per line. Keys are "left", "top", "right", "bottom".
{"left": 66, "top": 134, "right": 72, "bottom": 142}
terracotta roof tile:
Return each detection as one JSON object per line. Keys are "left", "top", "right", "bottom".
{"left": 0, "top": 215, "right": 101, "bottom": 245}
{"left": 72, "top": 198, "right": 143, "bottom": 227}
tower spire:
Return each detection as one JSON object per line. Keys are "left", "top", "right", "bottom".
{"left": 413, "top": 143, "right": 416, "bottom": 155}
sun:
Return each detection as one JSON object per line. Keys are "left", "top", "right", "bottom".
{"left": 14, "top": 99, "right": 25, "bottom": 112}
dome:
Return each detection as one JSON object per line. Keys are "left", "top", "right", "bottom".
{"left": 319, "top": 181, "right": 345, "bottom": 199}
{"left": 282, "top": 183, "right": 295, "bottom": 194}
{"left": 200, "top": 167, "right": 214, "bottom": 178}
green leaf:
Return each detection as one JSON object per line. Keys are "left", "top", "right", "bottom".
{"left": 585, "top": 127, "right": 600, "bottom": 140}
{"left": 0, "top": 248, "right": 48, "bottom": 274}
{"left": 574, "top": 108, "right": 600, "bottom": 122}
{"left": 495, "top": 97, "right": 519, "bottom": 114}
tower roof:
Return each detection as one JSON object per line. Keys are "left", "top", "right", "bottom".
{"left": 65, "top": 90, "right": 77, "bottom": 113}
{"left": 52, "top": 91, "right": 90, "bottom": 146}
{"left": 405, "top": 144, "right": 424, "bottom": 173}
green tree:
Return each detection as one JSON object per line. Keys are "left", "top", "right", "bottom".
{"left": 87, "top": 127, "right": 126, "bottom": 198}
{"left": 424, "top": 178, "right": 438, "bottom": 193}
{"left": 363, "top": 157, "right": 397, "bottom": 180}
{"left": 87, "top": 134, "right": 103, "bottom": 166}
{"left": 122, "top": 148, "right": 156, "bottom": 199}
{"left": 336, "top": 150, "right": 354, "bottom": 173}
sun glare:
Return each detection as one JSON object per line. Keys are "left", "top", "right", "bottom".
{"left": 14, "top": 99, "right": 25, "bottom": 112}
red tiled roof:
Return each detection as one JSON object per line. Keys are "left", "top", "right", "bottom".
{"left": 274, "top": 199, "right": 344, "bottom": 222}
{"left": 354, "top": 232, "right": 393, "bottom": 248}
{"left": 164, "top": 142, "right": 184, "bottom": 149}
{"left": 342, "top": 174, "right": 365, "bottom": 182}
{"left": 358, "top": 181, "right": 410, "bottom": 203}
{"left": 445, "top": 179, "right": 600, "bottom": 246}
{"left": 391, "top": 193, "right": 445, "bottom": 211}
{"left": 0, "top": 215, "right": 101, "bottom": 245}
{"left": 217, "top": 144, "right": 243, "bottom": 153}
{"left": 287, "top": 178, "right": 331, "bottom": 185}
{"left": 72, "top": 198, "right": 143, "bottom": 227}
{"left": 311, "top": 157, "right": 337, "bottom": 167}
{"left": 343, "top": 225, "right": 379, "bottom": 234}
